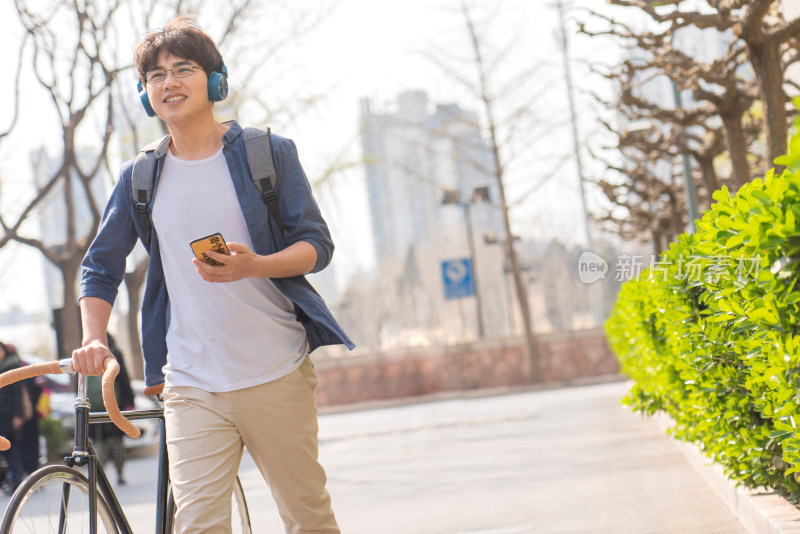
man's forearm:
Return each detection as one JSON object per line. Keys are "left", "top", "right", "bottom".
{"left": 72, "top": 297, "right": 115, "bottom": 375}
{"left": 255, "top": 240, "right": 318, "bottom": 278}
{"left": 79, "top": 296, "right": 113, "bottom": 347}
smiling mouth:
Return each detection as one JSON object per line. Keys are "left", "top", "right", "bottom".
{"left": 164, "top": 96, "right": 186, "bottom": 103}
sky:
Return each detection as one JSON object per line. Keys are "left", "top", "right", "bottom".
{"left": 0, "top": 0, "right": 626, "bottom": 317}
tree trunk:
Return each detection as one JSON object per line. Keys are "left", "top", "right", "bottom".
{"left": 695, "top": 154, "right": 719, "bottom": 203}
{"left": 123, "top": 256, "right": 149, "bottom": 380}
{"left": 503, "top": 230, "right": 541, "bottom": 382}
{"left": 746, "top": 38, "right": 788, "bottom": 169}
{"left": 58, "top": 260, "right": 82, "bottom": 361}
{"left": 459, "top": 0, "right": 542, "bottom": 383}
{"left": 667, "top": 189, "right": 683, "bottom": 240}
{"left": 652, "top": 228, "right": 664, "bottom": 257}
{"left": 124, "top": 295, "right": 142, "bottom": 379}
{"left": 720, "top": 113, "right": 750, "bottom": 187}
{"left": 489, "top": 128, "right": 541, "bottom": 382}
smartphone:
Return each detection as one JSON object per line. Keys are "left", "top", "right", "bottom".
{"left": 190, "top": 233, "right": 230, "bottom": 266}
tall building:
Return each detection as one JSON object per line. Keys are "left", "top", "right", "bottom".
{"left": 358, "top": 91, "right": 510, "bottom": 344}
{"left": 360, "top": 90, "right": 504, "bottom": 264}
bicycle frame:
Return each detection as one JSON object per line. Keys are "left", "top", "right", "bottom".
{"left": 0, "top": 359, "right": 250, "bottom": 534}
{"left": 69, "top": 373, "right": 170, "bottom": 534}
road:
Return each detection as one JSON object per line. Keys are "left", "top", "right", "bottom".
{"left": 0, "top": 379, "right": 747, "bottom": 533}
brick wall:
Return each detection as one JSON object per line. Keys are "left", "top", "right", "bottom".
{"left": 314, "top": 328, "right": 619, "bottom": 407}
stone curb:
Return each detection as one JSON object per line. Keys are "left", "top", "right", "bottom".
{"left": 653, "top": 412, "right": 800, "bottom": 534}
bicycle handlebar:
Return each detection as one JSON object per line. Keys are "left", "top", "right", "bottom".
{"left": 98, "top": 358, "right": 141, "bottom": 440}
{"left": 0, "top": 357, "right": 141, "bottom": 451}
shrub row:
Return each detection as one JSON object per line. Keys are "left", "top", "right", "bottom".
{"left": 605, "top": 100, "right": 800, "bottom": 501}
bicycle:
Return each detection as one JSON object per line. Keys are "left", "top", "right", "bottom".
{"left": 0, "top": 357, "right": 251, "bottom": 533}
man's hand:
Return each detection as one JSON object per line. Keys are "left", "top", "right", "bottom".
{"left": 193, "top": 242, "right": 259, "bottom": 283}
{"left": 193, "top": 240, "right": 317, "bottom": 281}
{"left": 72, "top": 340, "right": 113, "bottom": 375}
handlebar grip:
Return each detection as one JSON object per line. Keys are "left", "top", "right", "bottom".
{"left": 0, "top": 361, "right": 62, "bottom": 389}
{"left": 101, "top": 358, "right": 140, "bottom": 439}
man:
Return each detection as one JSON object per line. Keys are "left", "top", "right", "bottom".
{"left": 73, "top": 15, "right": 352, "bottom": 533}
{"left": 0, "top": 341, "right": 27, "bottom": 491}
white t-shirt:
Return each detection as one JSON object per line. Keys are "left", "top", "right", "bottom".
{"left": 151, "top": 147, "right": 308, "bottom": 391}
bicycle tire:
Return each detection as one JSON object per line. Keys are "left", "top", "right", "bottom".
{"left": 165, "top": 476, "right": 251, "bottom": 533}
{"left": 0, "top": 464, "right": 118, "bottom": 533}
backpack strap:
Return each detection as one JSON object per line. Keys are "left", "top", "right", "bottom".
{"left": 131, "top": 135, "right": 170, "bottom": 248}
{"left": 131, "top": 128, "right": 287, "bottom": 248}
{"left": 242, "top": 127, "right": 288, "bottom": 238}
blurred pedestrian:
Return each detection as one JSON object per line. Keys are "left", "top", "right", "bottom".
{"left": 7, "top": 344, "right": 46, "bottom": 474}
{"left": 5, "top": 345, "right": 46, "bottom": 475}
{"left": 0, "top": 341, "right": 29, "bottom": 491}
{"left": 87, "top": 333, "right": 135, "bottom": 485}
{"left": 19, "top": 372, "right": 43, "bottom": 475}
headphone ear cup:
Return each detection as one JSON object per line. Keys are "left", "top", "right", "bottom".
{"left": 137, "top": 80, "right": 157, "bottom": 118}
{"left": 207, "top": 64, "right": 229, "bottom": 102}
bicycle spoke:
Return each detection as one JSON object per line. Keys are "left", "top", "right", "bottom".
{"left": 0, "top": 466, "right": 117, "bottom": 533}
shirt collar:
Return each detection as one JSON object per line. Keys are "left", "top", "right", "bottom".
{"left": 221, "top": 119, "right": 242, "bottom": 147}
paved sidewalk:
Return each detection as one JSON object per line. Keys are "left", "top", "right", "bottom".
{"left": 2, "top": 379, "right": 775, "bottom": 533}
{"left": 305, "top": 379, "right": 748, "bottom": 533}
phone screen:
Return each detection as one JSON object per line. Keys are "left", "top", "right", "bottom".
{"left": 190, "top": 233, "right": 230, "bottom": 265}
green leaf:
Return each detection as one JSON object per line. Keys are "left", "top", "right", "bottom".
{"left": 712, "top": 187, "right": 731, "bottom": 204}
{"left": 750, "top": 308, "right": 779, "bottom": 323}
{"left": 752, "top": 190, "right": 773, "bottom": 205}
{"left": 769, "top": 429, "right": 793, "bottom": 440}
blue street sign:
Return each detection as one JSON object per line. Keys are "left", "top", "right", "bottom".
{"left": 442, "top": 258, "right": 475, "bottom": 300}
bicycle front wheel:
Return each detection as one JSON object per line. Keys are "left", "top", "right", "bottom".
{"left": 0, "top": 464, "right": 118, "bottom": 533}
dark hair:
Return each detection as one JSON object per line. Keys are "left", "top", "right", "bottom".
{"left": 134, "top": 15, "right": 223, "bottom": 82}
{"left": 0, "top": 341, "right": 17, "bottom": 359}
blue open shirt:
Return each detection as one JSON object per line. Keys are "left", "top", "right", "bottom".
{"left": 80, "top": 121, "right": 354, "bottom": 387}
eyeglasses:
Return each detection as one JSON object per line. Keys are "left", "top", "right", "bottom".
{"left": 145, "top": 65, "right": 203, "bottom": 85}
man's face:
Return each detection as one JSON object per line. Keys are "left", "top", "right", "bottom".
{"left": 145, "top": 51, "right": 211, "bottom": 124}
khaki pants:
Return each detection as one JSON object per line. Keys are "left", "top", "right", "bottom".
{"left": 163, "top": 357, "right": 339, "bottom": 533}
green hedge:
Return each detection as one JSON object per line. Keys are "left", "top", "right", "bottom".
{"left": 606, "top": 99, "right": 800, "bottom": 501}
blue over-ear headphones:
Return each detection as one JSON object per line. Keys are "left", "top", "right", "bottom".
{"left": 207, "top": 65, "right": 229, "bottom": 102}
{"left": 137, "top": 63, "right": 228, "bottom": 118}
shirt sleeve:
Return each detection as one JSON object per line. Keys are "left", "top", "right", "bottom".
{"left": 271, "top": 135, "right": 335, "bottom": 273}
{"left": 79, "top": 169, "right": 140, "bottom": 305}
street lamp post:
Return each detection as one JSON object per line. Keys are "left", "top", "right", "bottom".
{"left": 670, "top": 80, "right": 700, "bottom": 233}
{"left": 462, "top": 201, "right": 486, "bottom": 339}
{"left": 443, "top": 187, "right": 487, "bottom": 340}
{"left": 556, "top": 0, "right": 605, "bottom": 326}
